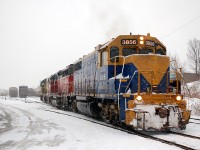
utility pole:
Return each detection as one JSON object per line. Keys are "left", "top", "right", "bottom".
{"left": 4, "top": 91, "right": 7, "bottom": 100}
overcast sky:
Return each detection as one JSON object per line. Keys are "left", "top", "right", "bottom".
{"left": 0, "top": 0, "right": 200, "bottom": 90}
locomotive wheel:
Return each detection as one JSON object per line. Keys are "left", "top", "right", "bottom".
{"left": 72, "top": 100, "right": 78, "bottom": 113}
{"left": 61, "top": 97, "right": 66, "bottom": 110}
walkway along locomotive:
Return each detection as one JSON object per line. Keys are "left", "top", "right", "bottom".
{"left": 40, "top": 33, "right": 191, "bottom": 131}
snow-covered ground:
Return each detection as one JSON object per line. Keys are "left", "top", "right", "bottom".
{"left": 0, "top": 96, "right": 200, "bottom": 150}
{"left": 186, "top": 80, "right": 200, "bottom": 98}
{"left": 186, "top": 80, "right": 200, "bottom": 116}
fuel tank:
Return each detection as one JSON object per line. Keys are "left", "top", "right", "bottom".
{"left": 76, "top": 96, "right": 101, "bottom": 117}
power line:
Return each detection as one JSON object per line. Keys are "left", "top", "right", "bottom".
{"left": 165, "top": 30, "right": 200, "bottom": 50}
{"left": 160, "top": 14, "right": 200, "bottom": 39}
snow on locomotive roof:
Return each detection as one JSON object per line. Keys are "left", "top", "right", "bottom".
{"left": 95, "top": 38, "right": 115, "bottom": 51}
{"left": 124, "top": 53, "right": 169, "bottom": 58}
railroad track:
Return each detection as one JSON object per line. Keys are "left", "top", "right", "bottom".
{"left": 190, "top": 117, "right": 200, "bottom": 121}
{"left": 169, "top": 131, "right": 200, "bottom": 140}
{"left": 38, "top": 107, "right": 197, "bottom": 150}
{"left": 190, "top": 117, "right": 200, "bottom": 125}
{"left": 190, "top": 121, "right": 200, "bottom": 125}
{"left": 7, "top": 98, "right": 44, "bottom": 104}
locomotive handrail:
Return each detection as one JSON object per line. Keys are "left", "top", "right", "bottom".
{"left": 167, "top": 70, "right": 191, "bottom": 100}
{"left": 125, "top": 70, "right": 138, "bottom": 93}
{"left": 108, "top": 55, "right": 126, "bottom": 110}
{"left": 169, "top": 60, "right": 191, "bottom": 97}
{"left": 178, "top": 72, "right": 192, "bottom": 98}
{"left": 167, "top": 70, "right": 181, "bottom": 94}
{"left": 116, "top": 56, "right": 126, "bottom": 110}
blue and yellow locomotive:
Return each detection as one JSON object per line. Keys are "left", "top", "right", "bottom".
{"left": 41, "top": 33, "right": 191, "bottom": 131}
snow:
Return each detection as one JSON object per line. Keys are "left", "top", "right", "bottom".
{"left": 109, "top": 73, "right": 130, "bottom": 79}
{"left": 186, "top": 80, "right": 200, "bottom": 98}
{"left": 148, "top": 131, "right": 200, "bottom": 150}
{"left": 125, "top": 54, "right": 169, "bottom": 58}
{"left": 0, "top": 97, "right": 187, "bottom": 150}
{"left": 130, "top": 105, "right": 179, "bottom": 130}
{"left": 187, "top": 80, "right": 200, "bottom": 88}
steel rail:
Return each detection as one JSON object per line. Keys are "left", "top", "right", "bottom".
{"left": 38, "top": 107, "right": 195, "bottom": 150}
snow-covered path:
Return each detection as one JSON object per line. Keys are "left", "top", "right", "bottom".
{"left": 0, "top": 97, "right": 196, "bottom": 150}
{"left": 0, "top": 100, "right": 65, "bottom": 150}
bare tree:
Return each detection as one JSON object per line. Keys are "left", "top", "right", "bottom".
{"left": 187, "top": 38, "right": 200, "bottom": 76}
{"left": 170, "top": 55, "right": 186, "bottom": 73}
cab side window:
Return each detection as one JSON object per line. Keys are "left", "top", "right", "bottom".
{"left": 139, "top": 49, "right": 146, "bottom": 54}
{"left": 101, "top": 51, "right": 108, "bottom": 66}
{"left": 110, "top": 47, "right": 119, "bottom": 63}
{"left": 146, "top": 49, "right": 153, "bottom": 54}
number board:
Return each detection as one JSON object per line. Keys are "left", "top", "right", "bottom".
{"left": 145, "top": 40, "right": 156, "bottom": 47}
{"left": 121, "top": 39, "right": 137, "bottom": 45}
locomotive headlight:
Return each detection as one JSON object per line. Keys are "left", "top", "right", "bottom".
{"left": 136, "top": 95, "right": 142, "bottom": 101}
{"left": 140, "top": 41, "right": 144, "bottom": 44}
{"left": 140, "top": 36, "right": 144, "bottom": 40}
{"left": 176, "top": 95, "right": 182, "bottom": 101}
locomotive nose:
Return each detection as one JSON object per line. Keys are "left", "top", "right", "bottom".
{"left": 125, "top": 54, "right": 170, "bottom": 86}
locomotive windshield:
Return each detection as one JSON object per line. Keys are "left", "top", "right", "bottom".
{"left": 122, "top": 48, "right": 137, "bottom": 56}
{"left": 139, "top": 49, "right": 153, "bottom": 54}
